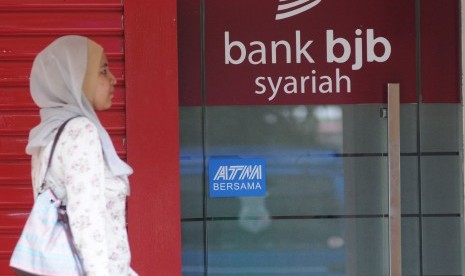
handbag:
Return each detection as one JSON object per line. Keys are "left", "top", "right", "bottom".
{"left": 10, "top": 117, "right": 85, "bottom": 276}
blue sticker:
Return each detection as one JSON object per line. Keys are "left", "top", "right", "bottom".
{"left": 209, "top": 158, "right": 267, "bottom": 198}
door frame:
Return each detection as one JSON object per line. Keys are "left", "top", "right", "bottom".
{"left": 461, "top": 1, "right": 465, "bottom": 274}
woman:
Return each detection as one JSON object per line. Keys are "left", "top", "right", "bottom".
{"left": 26, "top": 35, "right": 137, "bottom": 275}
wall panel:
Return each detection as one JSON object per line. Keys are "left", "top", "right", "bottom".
{"left": 0, "top": 2, "right": 125, "bottom": 274}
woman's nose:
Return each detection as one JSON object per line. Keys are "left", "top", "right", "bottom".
{"left": 109, "top": 71, "right": 117, "bottom": 86}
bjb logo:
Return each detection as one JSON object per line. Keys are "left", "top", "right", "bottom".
{"left": 209, "top": 158, "right": 267, "bottom": 198}
{"left": 276, "top": 0, "right": 322, "bottom": 20}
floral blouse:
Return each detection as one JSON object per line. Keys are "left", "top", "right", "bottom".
{"left": 31, "top": 117, "right": 137, "bottom": 276}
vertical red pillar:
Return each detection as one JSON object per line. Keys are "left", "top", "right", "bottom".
{"left": 124, "top": 1, "right": 181, "bottom": 275}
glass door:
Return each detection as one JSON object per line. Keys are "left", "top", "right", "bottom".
{"left": 178, "top": 0, "right": 463, "bottom": 275}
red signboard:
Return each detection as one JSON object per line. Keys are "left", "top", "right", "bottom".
{"left": 204, "top": 0, "right": 416, "bottom": 105}
{"left": 178, "top": 0, "right": 460, "bottom": 106}
{"left": 421, "top": 0, "right": 460, "bottom": 103}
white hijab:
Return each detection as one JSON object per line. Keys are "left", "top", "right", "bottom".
{"left": 26, "top": 35, "right": 133, "bottom": 177}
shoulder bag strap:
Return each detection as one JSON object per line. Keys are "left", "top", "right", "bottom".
{"left": 40, "top": 117, "right": 78, "bottom": 191}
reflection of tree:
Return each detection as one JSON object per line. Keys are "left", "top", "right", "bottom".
{"left": 205, "top": 105, "right": 321, "bottom": 148}
{"left": 180, "top": 105, "right": 343, "bottom": 151}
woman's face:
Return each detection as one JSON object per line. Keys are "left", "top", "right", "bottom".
{"left": 87, "top": 53, "right": 117, "bottom": 111}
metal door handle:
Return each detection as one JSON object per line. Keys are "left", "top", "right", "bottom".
{"left": 388, "top": 83, "right": 401, "bottom": 276}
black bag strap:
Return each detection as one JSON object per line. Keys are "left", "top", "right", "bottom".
{"left": 40, "top": 117, "right": 78, "bottom": 191}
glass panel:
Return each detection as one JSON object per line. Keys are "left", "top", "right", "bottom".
{"left": 401, "top": 218, "right": 420, "bottom": 275}
{"left": 421, "top": 156, "right": 461, "bottom": 214}
{"left": 420, "top": 104, "right": 460, "bottom": 152}
{"left": 205, "top": 104, "right": 390, "bottom": 273}
{"left": 207, "top": 218, "right": 388, "bottom": 275}
{"left": 343, "top": 157, "right": 388, "bottom": 215}
{"left": 341, "top": 105, "right": 387, "bottom": 154}
{"left": 180, "top": 107, "right": 205, "bottom": 273}
{"left": 400, "top": 104, "right": 417, "bottom": 153}
{"left": 206, "top": 156, "right": 390, "bottom": 218}
{"left": 205, "top": 105, "right": 343, "bottom": 151}
{"left": 179, "top": 104, "right": 465, "bottom": 274}
{"left": 422, "top": 217, "right": 462, "bottom": 275}
{"left": 401, "top": 156, "right": 419, "bottom": 214}
{"left": 205, "top": 105, "right": 389, "bottom": 216}
{"left": 344, "top": 218, "right": 389, "bottom": 274}
{"left": 418, "top": 103, "right": 463, "bottom": 274}
{"left": 182, "top": 221, "right": 205, "bottom": 276}
{"left": 180, "top": 107, "right": 204, "bottom": 219}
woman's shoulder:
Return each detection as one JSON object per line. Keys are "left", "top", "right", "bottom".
{"left": 65, "top": 117, "right": 97, "bottom": 130}
{"left": 62, "top": 117, "right": 99, "bottom": 140}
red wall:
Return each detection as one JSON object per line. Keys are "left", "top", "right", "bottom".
{"left": 0, "top": 1, "right": 181, "bottom": 275}
{"left": 0, "top": 2, "right": 129, "bottom": 274}
{"left": 125, "top": 1, "right": 182, "bottom": 275}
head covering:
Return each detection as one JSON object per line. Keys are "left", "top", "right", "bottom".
{"left": 26, "top": 35, "right": 133, "bottom": 177}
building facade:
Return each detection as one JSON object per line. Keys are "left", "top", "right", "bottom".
{"left": 178, "top": 0, "right": 464, "bottom": 275}
{"left": 0, "top": 0, "right": 464, "bottom": 275}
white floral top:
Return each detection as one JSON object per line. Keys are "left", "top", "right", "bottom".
{"left": 31, "top": 117, "right": 137, "bottom": 276}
